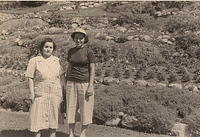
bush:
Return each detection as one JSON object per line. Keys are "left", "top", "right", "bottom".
{"left": 48, "top": 12, "right": 67, "bottom": 28}
{"left": 131, "top": 101, "right": 176, "bottom": 134}
{"left": 20, "top": 1, "right": 48, "bottom": 7}
{"left": 94, "top": 85, "right": 124, "bottom": 123}
{"left": 175, "top": 34, "right": 200, "bottom": 52}
{"left": 0, "top": 77, "right": 29, "bottom": 111}
{"left": 94, "top": 84, "right": 178, "bottom": 134}
{"left": 164, "top": 13, "right": 200, "bottom": 33}
{"left": 186, "top": 109, "right": 200, "bottom": 137}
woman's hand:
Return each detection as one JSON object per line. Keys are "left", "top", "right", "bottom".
{"left": 86, "top": 84, "right": 94, "bottom": 98}
{"left": 28, "top": 78, "right": 35, "bottom": 103}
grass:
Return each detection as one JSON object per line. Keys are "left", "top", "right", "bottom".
{"left": 0, "top": 109, "right": 170, "bottom": 137}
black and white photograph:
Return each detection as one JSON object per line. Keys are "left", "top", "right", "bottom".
{"left": 0, "top": 1, "right": 198, "bottom": 137}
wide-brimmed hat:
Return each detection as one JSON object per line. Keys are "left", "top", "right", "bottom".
{"left": 71, "top": 28, "right": 88, "bottom": 43}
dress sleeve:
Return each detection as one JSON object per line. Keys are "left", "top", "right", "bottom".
{"left": 88, "top": 48, "right": 95, "bottom": 63}
{"left": 25, "top": 58, "right": 36, "bottom": 78}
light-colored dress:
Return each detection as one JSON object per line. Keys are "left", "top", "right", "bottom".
{"left": 25, "top": 55, "right": 63, "bottom": 132}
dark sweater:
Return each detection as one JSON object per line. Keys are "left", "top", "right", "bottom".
{"left": 66, "top": 46, "right": 95, "bottom": 82}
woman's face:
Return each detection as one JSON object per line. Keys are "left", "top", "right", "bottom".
{"left": 42, "top": 42, "right": 54, "bottom": 58}
{"left": 73, "top": 33, "right": 85, "bottom": 48}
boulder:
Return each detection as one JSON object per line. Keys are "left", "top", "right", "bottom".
{"left": 140, "top": 35, "right": 152, "bottom": 42}
{"left": 119, "top": 79, "right": 134, "bottom": 85}
{"left": 157, "top": 35, "right": 162, "bottom": 40}
{"left": 121, "top": 115, "right": 138, "bottom": 129}
{"left": 171, "top": 123, "right": 188, "bottom": 137}
{"left": 105, "top": 118, "right": 121, "bottom": 127}
{"left": 80, "top": 6, "right": 88, "bottom": 9}
{"left": 1, "top": 30, "right": 10, "bottom": 35}
{"left": 193, "top": 85, "right": 199, "bottom": 92}
{"left": 105, "top": 36, "right": 114, "bottom": 41}
{"left": 146, "top": 81, "right": 156, "bottom": 87}
{"left": 94, "top": 3, "right": 102, "bottom": 7}
{"left": 71, "top": 23, "right": 79, "bottom": 28}
{"left": 168, "top": 83, "right": 182, "bottom": 89}
{"left": 127, "top": 36, "right": 134, "bottom": 41}
{"left": 94, "top": 77, "right": 104, "bottom": 84}
{"left": 116, "top": 26, "right": 127, "bottom": 32}
{"left": 157, "top": 82, "right": 167, "bottom": 87}
{"left": 118, "top": 112, "right": 125, "bottom": 118}
{"left": 103, "top": 77, "right": 119, "bottom": 85}
{"left": 135, "top": 80, "right": 148, "bottom": 87}
{"left": 162, "top": 35, "right": 171, "bottom": 39}
{"left": 161, "top": 38, "right": 169, "bottom": 43}
{"left": 183, "top": 84, "right": 195, "bottom": 91}
{"left": 173, "top": 52, "right": 180, "bottom": 57}
{"left": 167, "top": 40, "right": 173, "bottom": 45}
{"left": 134, "top": 37, "right": 140, "bottom": 41}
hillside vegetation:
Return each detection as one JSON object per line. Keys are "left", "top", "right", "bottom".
{"left": 0, "top": 1, "right": 200, "bottom": 136}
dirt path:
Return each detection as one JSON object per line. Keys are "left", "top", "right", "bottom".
{"left": 0, "top": 109, "right": 170, "bottom": 137}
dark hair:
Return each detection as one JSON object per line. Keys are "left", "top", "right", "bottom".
{"left": 71, "top": 32, "right": 89, "bottom": 44}
{"left": 39, "top": 38, "right": 57, "bottom": 52}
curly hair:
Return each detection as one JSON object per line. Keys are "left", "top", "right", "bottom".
{"left": 38, "top": 38, "right": 57, "bottom": 52}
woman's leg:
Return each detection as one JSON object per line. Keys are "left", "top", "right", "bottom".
{"left": 49, "top": 129, "right": 56, "bottom": 137}
{"left": 35, "top": 131, "right": 41, "bottom": 137}
{"left": 68, "top": 123, "right": 76, "bottom": 137}
{"left": 79, "top": 125, "right": 88, "bottom": 137}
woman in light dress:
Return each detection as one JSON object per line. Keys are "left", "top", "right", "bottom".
{"left": 26, "top": 38, "right": 65, "bottom": 137}
{"left": 65, "top": 28, "right": 95, "bottom": 137}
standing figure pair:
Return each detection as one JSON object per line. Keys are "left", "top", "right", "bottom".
{"left": 26, "top": 28, "right": 95, "bottom": 137}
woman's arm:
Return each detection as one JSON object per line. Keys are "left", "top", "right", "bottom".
{"left": 89, "top": 63, "right": 95, "bottom": 86}
{"left": 28, "top": 78, "right": 35, "bottom": 102}
{"left": 66, "top": 63, "right": 71, "bottom": 80}
{"left": 86, "top": 63, "right": 95, "bottom": 97}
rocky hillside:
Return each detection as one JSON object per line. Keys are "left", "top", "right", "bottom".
{"left": 0, "top": 2, "right": 200, "bottom": 88}
{"left": 1, "top": 2, "right": 200, "bottom": 136}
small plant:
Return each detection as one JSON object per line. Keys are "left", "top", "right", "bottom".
{"left": 95, "top": 68, "right": 102, "bottom": 77}
{"left": 167, "top": 73, "right": 177, "bottom": 83}
{"left": 123, "top": 69, "right": 131, "bottom": 79}
{"left": 181, "top": 73, "right": 191, "bottom": 83}
{"left": 157, "top": 72, "right": 165, "bottom": 82}
{"left": 186, "top": 109, "right": 200, "bottom": 137}
{"left": 144, "top": 70, "right": 155, "bottom": 80}
{"left": 104, "top": 69, "right": 111, "bottom": 77}
{"left": 114, "top": 69, "right": 120, "bottom": 78}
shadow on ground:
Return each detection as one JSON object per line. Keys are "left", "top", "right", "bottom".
{"left": 0, "top": 129, "right": 67, "bottom": 137}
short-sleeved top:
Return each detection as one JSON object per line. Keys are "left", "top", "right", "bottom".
{"left": 66, "top": 46, "right": 95, "bottom": 83}
{"left": 26, "top": 55, "right": 63, "bottom": 86}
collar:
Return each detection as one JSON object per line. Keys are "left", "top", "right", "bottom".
{"left": 37, "top": 55, "right": 58, "bottom": 62}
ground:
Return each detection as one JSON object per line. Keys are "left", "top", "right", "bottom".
{"left": 0, "top": 109, "right": 170, "bottom": 137}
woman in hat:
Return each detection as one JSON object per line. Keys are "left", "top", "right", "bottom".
{"left": 26, "top": 38, "right": 65, "bottom": 137}
{"left": 65, "top": 28, "right": 95, "bottom": 137}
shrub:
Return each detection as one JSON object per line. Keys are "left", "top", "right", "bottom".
{"left": 175, "top": 34, "right": 200, "bottom": 52}
{"left": 123, "top": 69, "right": 131, "bottom": 78}
{"left": 186, "top": 109, "right": 200, "bottom": 137}
{"left": 131, "top": 101, "right": 176, "bottom": 134}
{"left": 94, "top": 84, "right": 178, "bottom": 134}
{"left": 20, "top": 1, "right": 48, "bottom": 7}
{"left": 48, "top": 12, "right": 67, "bottom": 28}
{"left": 104, "top": 69, "right": 111, "bottom": 77}
{"left": 94, "top": 85, "right": 124, "bottom": 123}
{"left": 113, "top": 69, "right": 120, "bottom": 78}
{"left": 164, "top": 12, "right": 200, "bottom": 33}
{"left": 95, "top": 68, "right": 102, "bottom": 77}
{"left": 167, "top": 73, "right": 177, "bottom": 83}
